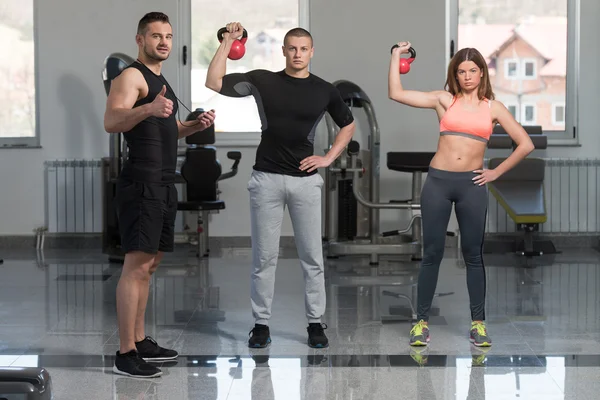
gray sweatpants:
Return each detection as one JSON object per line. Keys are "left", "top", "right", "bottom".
{"left": 247, "top": 170, "right": 325, "bottom": 325}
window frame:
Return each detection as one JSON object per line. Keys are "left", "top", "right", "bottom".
{"left": 0, "top": 0, "right": 41, "bottom": 149}
{"left": 451, "top": 0, "right": 580, "bottom": 146}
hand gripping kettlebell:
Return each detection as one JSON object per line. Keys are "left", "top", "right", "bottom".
{"left": 390, "top": 45, "right": 416, "bottom": 74}
{"left": 217, "top": 27, "right": 248, "bottom": 60}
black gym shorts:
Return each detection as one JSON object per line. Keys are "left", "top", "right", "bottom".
{"left": 115, "top": 179, "right": 178, "bottom": 254}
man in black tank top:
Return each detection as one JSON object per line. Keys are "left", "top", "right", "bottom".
{"left": 104, "top": 12, "right": 215, "bottom": 378}
{"left": 206, "top": 23, "right": 355, "bottom": 349}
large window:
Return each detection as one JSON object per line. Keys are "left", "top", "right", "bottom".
{"left": 457, "top": 0, "right": 578, "bottom": 143}
{"left": 190, "top": 1, "right": 302, "bottom": 133}
{"left": 0, "top": 0, "right": 37, "bottom": 146}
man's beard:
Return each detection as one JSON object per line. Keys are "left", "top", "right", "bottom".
{"left": 144, "top": 45, "right": 169, "bottom": 61}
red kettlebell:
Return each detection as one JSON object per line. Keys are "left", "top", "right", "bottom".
{"left": 217, "top": 27, "right": 248, "bottom": 60}
{"left": 390, "top": 45, "right": 416, "bottom": 74}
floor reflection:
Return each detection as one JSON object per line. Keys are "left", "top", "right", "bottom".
{"left": 1, "top": 248, "right": 600, "bottom": 399}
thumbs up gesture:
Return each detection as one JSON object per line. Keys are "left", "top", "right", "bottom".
{"left": 150, "top": 85, "right": 173, "bottom": 118}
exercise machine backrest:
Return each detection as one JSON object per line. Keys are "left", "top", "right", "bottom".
{"left": 487, "top": 124, "right": 546, "bottom": 182}
{"left": 179, "top": 109, "right": 241, "bottom": 202}
{"left": 334, "top": 80, "right": 372, "bottom": 108}
{"left": 102, "top": 52, "right": 134, "bottom": 96}
{"left": 102, "top": 52, "right": 135, "bottom": 178}
{"left": 488, "top": 125, "right": 547, "bottom": 150}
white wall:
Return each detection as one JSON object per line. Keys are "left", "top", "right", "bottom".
{"left": 0, "top": 0, "right": 180, "bottom": 235}
{"left": 0, "top": 0, "right": 598, "bottom": 236}
{"left": 310, "top": 0, "right": 448, "bottom": 233}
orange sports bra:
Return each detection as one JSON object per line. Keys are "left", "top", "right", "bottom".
{"left": 439, "top": 97, "right": 493, "bottom": 143}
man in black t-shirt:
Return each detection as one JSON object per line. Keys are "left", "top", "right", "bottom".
{"left": 206, "top": 22, "right": 355, "bottom": 349}
{"left": 104, "top": 12, "right": 215, "bottom": 378}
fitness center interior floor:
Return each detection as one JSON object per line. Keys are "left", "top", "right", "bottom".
{"left": 1, "top": 245, "right": 600, "bottom": 399}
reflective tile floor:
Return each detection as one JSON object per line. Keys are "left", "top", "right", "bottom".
{"left": 1, "top": 246, "right": 600, "bottom": 399}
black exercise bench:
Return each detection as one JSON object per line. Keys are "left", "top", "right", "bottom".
{"left": 486, "top": 125, "right": 557, "bottom": 256}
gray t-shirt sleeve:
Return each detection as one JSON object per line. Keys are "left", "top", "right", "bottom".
{"left": 220, "top": 71, "right": 261, "bottom": 98}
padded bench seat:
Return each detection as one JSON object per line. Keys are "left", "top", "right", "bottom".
{"left": 487, "top": 158, "right": 547, "bottom": 225}
{"left": 488, "top": 182, "right": 547, "bottom": 224}
{"left": 387, "top": 152, "right": 436, "bottom": 173}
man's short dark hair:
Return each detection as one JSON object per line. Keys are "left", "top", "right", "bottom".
{"left": 283, "top": 27, "right": 313, "bottom": 47}
{"left": 137, "top": 12, "right": 171, "bottom": 35}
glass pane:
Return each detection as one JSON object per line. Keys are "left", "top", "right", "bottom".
{"left": 508, "top": 105, "right": 517, "bottom": 118}
{"left": 458, "top": 0, "right": 568, "bottom": 131}
{"left": 555, "top": 105, "right": 565, "bottom": 122}
{"left": 191, "top": 1, "right": 299, "bottom": 132}
{"left": 558, "top": 106, "right": 565, "bottom": 121}
{"left": 524, "top": 61, "right": 535, "bottom": 77}
{"left": 507, "top": 62, "right": 518, "bottom": 77}
{"left": 525, "top": 105, "right": 535, "bottom": 122}
{"left": 0, "top": 0, "right": 36, "bottom": 138}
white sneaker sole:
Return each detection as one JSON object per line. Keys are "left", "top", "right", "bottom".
{"left": 112, "top": 365, "right": 163, "bottom": 378}
{"left": 142, "top": 355, "right": 178, "bottom": 362}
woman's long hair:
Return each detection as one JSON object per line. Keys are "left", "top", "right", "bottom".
{"left": 444, "top": 48, "right": 495, "bottom": 100}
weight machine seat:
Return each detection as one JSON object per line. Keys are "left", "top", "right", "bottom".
{"left": 177, "top": 200, "right": 225, "bottom": 212}
{"left": 487, "top": 158, "right": 547, "bottom": 224}
{"left": 387, "top": 152, "right": 437, "bottom": 173}
{"left": 0, "top": 367, "right": 52, "bottom": 399}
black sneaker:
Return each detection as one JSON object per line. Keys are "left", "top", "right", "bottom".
{"left": 248, "top": 324, "right": 271, "bottom": 348}
{"left": 113, "top": 350, "right": 163, "bottom": 378}
{"left": 135, "top": 336, "right": 178, "bottom": 362}
{"left": 307, "top": 323, "right": 329, "bottom": 348}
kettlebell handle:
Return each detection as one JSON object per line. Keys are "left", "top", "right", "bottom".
{"left": 217, "top": 27, "right": 248, "bottom": 42}
{"left": 390, "top": 45, "right": 416, "bottom": 61}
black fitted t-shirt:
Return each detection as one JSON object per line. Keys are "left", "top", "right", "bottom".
{"left": 220, "top": 69, "right": 354, "bottom": 176}
{"left": 120, "top": 62, "right": 179, "bottom": 185}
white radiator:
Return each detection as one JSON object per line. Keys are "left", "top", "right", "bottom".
{"left": 486, "top": 158, "right": 600, "bottom": 234}
{"left": 44, "top": 159, "right": 185, "bottom": 234}
{"left": 44, "top": 158, "right": 599, "bottom": 235}
{"left": 45, "top": 160, "right": 104, "bottom": 233}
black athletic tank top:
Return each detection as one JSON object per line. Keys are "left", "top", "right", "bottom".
{"left": 120, "top": 62, "right": 179, "bottom": 185}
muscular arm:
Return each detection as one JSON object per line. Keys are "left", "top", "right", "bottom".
{"left": 300, "top": 88, "right": 355, "bottom": 173}
{"left": 104, "top": 69, "right": 152, "bottom": 133}
{"left": 325, "top": 121, "right": 356, "bottom": 163}
{"left": 177, "top": 121, "right": 200, "bottom": 139}
{"left": 205, "top": 37, "right": 236, "bottom": 93}
{"left": 325, "top": 89, "right": 356, "bottom": 162}
{"left": 490, "top": 101, "right": 535, "bottom": 176}
{"left": 388, "top": 52, "right": 448, "bottom": 109}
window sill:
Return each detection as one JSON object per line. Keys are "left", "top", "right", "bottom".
{"left": 546, "top": 142, "right": 581, "bottom": 147}
{"left": 0, "top": 144, "right": 42, "bottom": 149}
{"left": 213, "top": 131, "right": 262, "bottom": 147}
{"left": 546, "top": 138, "right": 581, "bottom": 147}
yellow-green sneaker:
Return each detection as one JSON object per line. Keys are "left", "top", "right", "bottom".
{"left": 409, "top": 320, "right": 430, "bottom": 346}
{"left": 469, "top": 321, "right": 492, "bottom": 347}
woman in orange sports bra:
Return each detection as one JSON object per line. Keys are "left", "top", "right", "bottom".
{"left": 388, "top": 43, "right": 535, "bottom": 348}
